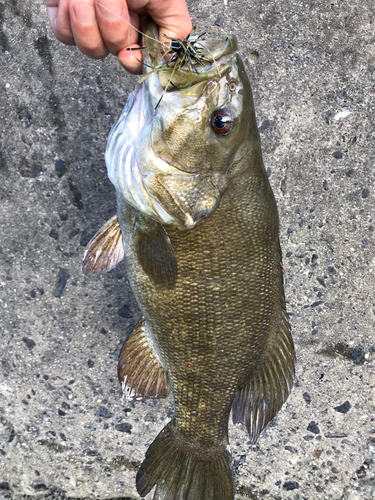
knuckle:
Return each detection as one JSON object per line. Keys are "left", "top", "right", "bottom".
{"left": 55, "top": 31, "right": 75, "bottom": 45}
{"left": 81, "top": 43, "right": 109, "bottom": 59}
{"left": 53, "top": 21, "right": 74, "bottom": 44}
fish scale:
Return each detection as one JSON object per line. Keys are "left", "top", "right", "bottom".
{"left": 118, "top": 161, "right": 284, "bottom": 446}
{"left": 82, "top": 18, "right": 295, "bottom": 500}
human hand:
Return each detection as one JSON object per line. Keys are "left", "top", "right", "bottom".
{"left": 44, "top": 0, "right": 192, "bottom": 74}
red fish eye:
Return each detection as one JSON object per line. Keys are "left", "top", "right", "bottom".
{"left": 210, "top": 109, "right": 234, "bottom": 136}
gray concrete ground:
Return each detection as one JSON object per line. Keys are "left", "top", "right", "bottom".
{"left": 0, "top": 0, "right": 374, "bottom": 499}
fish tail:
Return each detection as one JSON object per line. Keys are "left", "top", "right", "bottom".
{"left": 136, "top": 421, "right": 234, "bottom": 500}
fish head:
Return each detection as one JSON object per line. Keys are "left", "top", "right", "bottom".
{"left": 106, "top": 19, "right": 256, "bottom": 229}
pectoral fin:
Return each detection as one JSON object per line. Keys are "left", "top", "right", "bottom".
{"left": 81, "top": 215, "right": 124, "bottom": 274}
{"left": 232, "top": 309, "right": 295, "bottom": 443}
{"left": 118, "top": 318, "right": 169, "bottom": 399}
{"left": 134, "top": 213, "right": 177, "bottom": 289}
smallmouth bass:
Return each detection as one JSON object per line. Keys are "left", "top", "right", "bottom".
{"left": 82, "top": 19, "right": 295, "bottom": 500}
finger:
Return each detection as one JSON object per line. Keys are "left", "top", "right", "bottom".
{"left": 45, "top": 0, "right": 76, "bottom": 45}
{"left": 69, "top": 0, "right": 109, "bottom": 59}
{"left": 128, "top": 0, "right": 192, "bottom": 41}
{"left": 118, "top": 43, "right": 143, "bottom": 74}
{"left": 95, "top": 1, "right": 141, "bottom": 55}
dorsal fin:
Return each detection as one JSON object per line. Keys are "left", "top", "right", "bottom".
{"left": 232, "top": 308, "right": 295, "bottom": 443}
{"left": 81, "top": 215, "right": 124, "bottom": 274}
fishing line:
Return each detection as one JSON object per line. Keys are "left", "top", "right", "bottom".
{"left": 94, "top": 0, "right": 171, "bottom": 49}
{"left": 93, "top": 1, "right": 228, "bottom": 108}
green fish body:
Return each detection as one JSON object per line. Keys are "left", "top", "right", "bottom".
{"left": 82, "top": 19, "right": 295, "bottom": 500}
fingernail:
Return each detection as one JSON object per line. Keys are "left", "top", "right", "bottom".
{"left": 119, "top": 53, "right": 141, "bottom": 66}
{"left": 98, "top": 1, "right": 123, "bottom": 22}
{"left": 46, "top": 7, "right": 58, "bottom": 29}
{"left": 118, "top": 52, "right": 142, "bottom": 74}
{"left": 73, "top": 4, "right": 96, "bottom": 25}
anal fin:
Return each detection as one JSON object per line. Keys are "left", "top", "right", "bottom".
{"left": 81, "top": 215, "right": 124, "bottom": 274}
{"left": 118, "top": 318, "right": 169, "bottom": 399}
{"left": 232, "top": 309, "right": 295, "bottom": 443}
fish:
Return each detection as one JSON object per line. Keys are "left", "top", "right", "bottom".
{"left": 82, "top": 18, "right": 295, "bottom": 500}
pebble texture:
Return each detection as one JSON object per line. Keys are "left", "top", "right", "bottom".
{"left": 0, "top": 0, "right": 374, "bottom": 499}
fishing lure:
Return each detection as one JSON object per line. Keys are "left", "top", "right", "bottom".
{"left": 95, "top": 1, "right": 228, "bottom": 106}
{"left": 128, "top": 27, "right": 229, "bottom": 107}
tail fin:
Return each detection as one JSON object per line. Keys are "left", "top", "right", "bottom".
{"left": 136, "top": 422, "right": 234, "bottom": 500}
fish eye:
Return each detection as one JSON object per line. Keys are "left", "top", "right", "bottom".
{"left": 210, "top": 108, "right": 234, "bottom": 136}
{"left": 229, "top": 82, "right": 237, "bottom": 92}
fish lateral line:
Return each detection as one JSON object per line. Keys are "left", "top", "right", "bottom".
{"left": 100, "top": 16, "right": 295, "bottom": 499}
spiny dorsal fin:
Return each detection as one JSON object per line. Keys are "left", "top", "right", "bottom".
{"left": 81, "top": 215, "right": 124, "bottom": 274}
{"left": 118, "top": 318, "right": 169, "bottom": 399}
{"left": 232, "top": 309, "right": 295, "bottom": 444}
{"left": 133, "top": 214, "right": 177, "bottom": 289}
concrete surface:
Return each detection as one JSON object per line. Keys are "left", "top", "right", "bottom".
{"left": 0, "top": 0, "right": 374, "bottom": 499}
